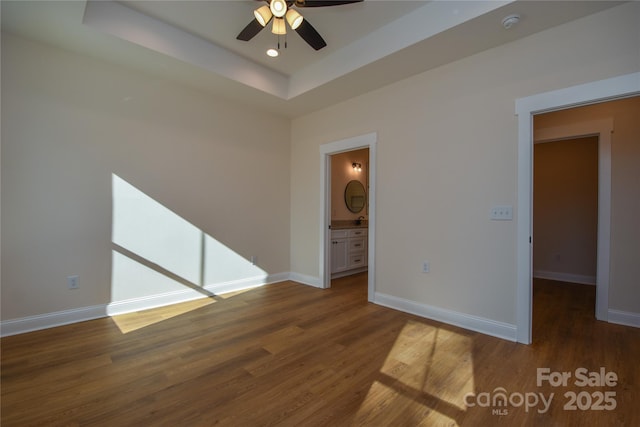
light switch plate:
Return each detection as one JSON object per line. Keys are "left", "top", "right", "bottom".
{"left": 490, "top": 205, "right": 513, "bottom": 220}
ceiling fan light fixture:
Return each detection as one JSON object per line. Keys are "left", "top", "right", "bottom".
{"left": 270, "top": 0, "right": 287, "bottom": 18}
{"left": 286, "top": 9, "right": 304, "bottom": 30}
{"left": 272, "top": 17, "right": 286, "bottom": 35}
{"left": 254, "top": 6, "right": 273, "bottom": 27}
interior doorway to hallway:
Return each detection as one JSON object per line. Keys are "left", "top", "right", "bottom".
{"left": 532, "top": 134, "right": 599, "bottom": 327}
{"left": 530, "top": 110, "right": 612, "bottom": 344}
{"left": 515, "top": 73, "right": 639, "bottom": 344}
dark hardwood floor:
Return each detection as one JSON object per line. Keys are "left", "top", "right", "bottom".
{"left": 1, "top": 275, "right": 638, "bottom": 426}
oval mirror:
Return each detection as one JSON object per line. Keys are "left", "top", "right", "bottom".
{"left": 344, "top": 180, "right": 366, "bottom": 213}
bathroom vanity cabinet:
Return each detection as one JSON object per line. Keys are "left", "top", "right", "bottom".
{"left": 331, "top": 228, "right": 368, "bottom": 277}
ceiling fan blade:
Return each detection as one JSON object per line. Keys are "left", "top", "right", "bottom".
{"left": 295, "top": 19, "right": 327, "bottom": 50}
{"left": 295, "top": 0, "right": 363, "bottom": 7}
{"left": 236, "top": 19, "right": 264, "bottom": 41}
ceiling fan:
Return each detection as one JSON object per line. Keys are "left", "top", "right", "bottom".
{"left": 237, "top": 0, "right": 364, "bottom": 51}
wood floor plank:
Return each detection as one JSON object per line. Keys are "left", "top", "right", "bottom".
{"left": 2, "top": 275, "right": 639, "bottom": 426}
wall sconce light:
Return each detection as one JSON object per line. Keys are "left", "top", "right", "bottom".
{"left": 352, "top": 162, "right": 362, "bottom": 172}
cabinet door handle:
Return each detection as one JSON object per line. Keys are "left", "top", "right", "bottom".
{"left": 354, "top": 244, "right": 361, "bottom": 247}
{"left": 354, "top": 259, "right": 361, "bottom": 263}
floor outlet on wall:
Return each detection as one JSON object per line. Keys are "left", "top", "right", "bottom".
{"left": 67, "top": 275, "right": 79, "bottom": 290}
{"left": 422, "top": 261, "right": 430, "bottom": 273}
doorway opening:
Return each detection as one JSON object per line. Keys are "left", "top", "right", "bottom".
{"left": 515, "top": 72, "right": 639, "bottom": 344}
{"left": 320, "top": 132, "right": 376, "bottom": 302}
{"left": 532, "top": 135, "right": 599, "bottom": 333}
{"left": 328, "top": 148, "right": 369, "bottom": 283}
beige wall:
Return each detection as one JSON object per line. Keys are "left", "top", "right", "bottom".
{"left": 331, "top": 148, "right": 368, "bottom": 221}
{"left": 2, "top": 3, "right": 639, "bottom": 330}
{"left": 290, "top": 3, "right": 640, "bottom": 324}
{"left": 1, "top": 34, "right": 291, "bottom": 320}
{"left": 533, "top": 137, "right": 598, "bottom": 281}
{"left": 534, "top": 97, "right": 640, "bottom": 314}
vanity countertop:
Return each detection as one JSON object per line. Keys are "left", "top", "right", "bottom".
{"left": 331, "top": 220, "right": 368, "bottom": 230}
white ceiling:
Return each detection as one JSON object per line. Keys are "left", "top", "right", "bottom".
{"left": 119, "top": 1, "right": 427, "bottom": 76}
{"left": 1, "top": 1, "right": 625, "bottom": 118}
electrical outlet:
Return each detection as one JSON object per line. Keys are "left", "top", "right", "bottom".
{"left": 67, "top": 275, "right": 79, "bottom": 290}
{"left": 422, "top": 261, "right": 430, "bottom": 273}
{"left": 250, "top": 256, "right": 257, "bottom": 265}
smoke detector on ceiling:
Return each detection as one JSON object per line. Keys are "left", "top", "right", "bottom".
{"left": 502, "top": 14, "right": 521, "bottom": 30}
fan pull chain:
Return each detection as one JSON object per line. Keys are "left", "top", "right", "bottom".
{"left": 276, "top": 33, "right": 288, "bottom": 51}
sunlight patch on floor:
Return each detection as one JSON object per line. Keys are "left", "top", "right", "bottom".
{"left": 217, "top": 286, "right": 261, "bottom": 299}
{"left": 354, "top": 320, "right": 474, "bottom": 425}
{"left": 111, "top": 297, "right": 216, "bottom": 334}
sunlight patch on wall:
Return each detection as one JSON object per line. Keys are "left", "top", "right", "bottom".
{"left": 354, "top": 320, "right": 474, "bottom": 425}
{"left": 108, "top": 174, "right": 267, "bottom": 324}
{"left": 111, "top": 249, "right": 190, "bottom": 301}
{"left": 112, "top": 174, "right": 202, "bottom": 284}
{"left": 204, "top": 234, "right": 263, "bottom": 284}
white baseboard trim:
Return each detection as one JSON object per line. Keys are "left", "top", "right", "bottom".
{"left": 374, "top": 292, "right": 517, "bottom": 342}
{"left": 533, "top": 270, "right": 596, "bottom": 285}
{"left": 107, "top": 273, "right": 289, "bottom": 316}
{"left": 608, "top": 309, "right": 640, "bottom": 328}
{"left": 208, "top": 272, "right": 290, "bottom": 295}
{"left": 2, "top": 272, "right": 291, "bottom": 336}
{"left": 288, "top": 272, "right": 322, "bottom": 288}
{"left": 106, "top": 288, "right": 210, "bottom": 316}
{"left": 1, "top": 305, "right": 108, "bottom": 337}
{"left": 331, "top": 267, "right": 368, "bottom": 280}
